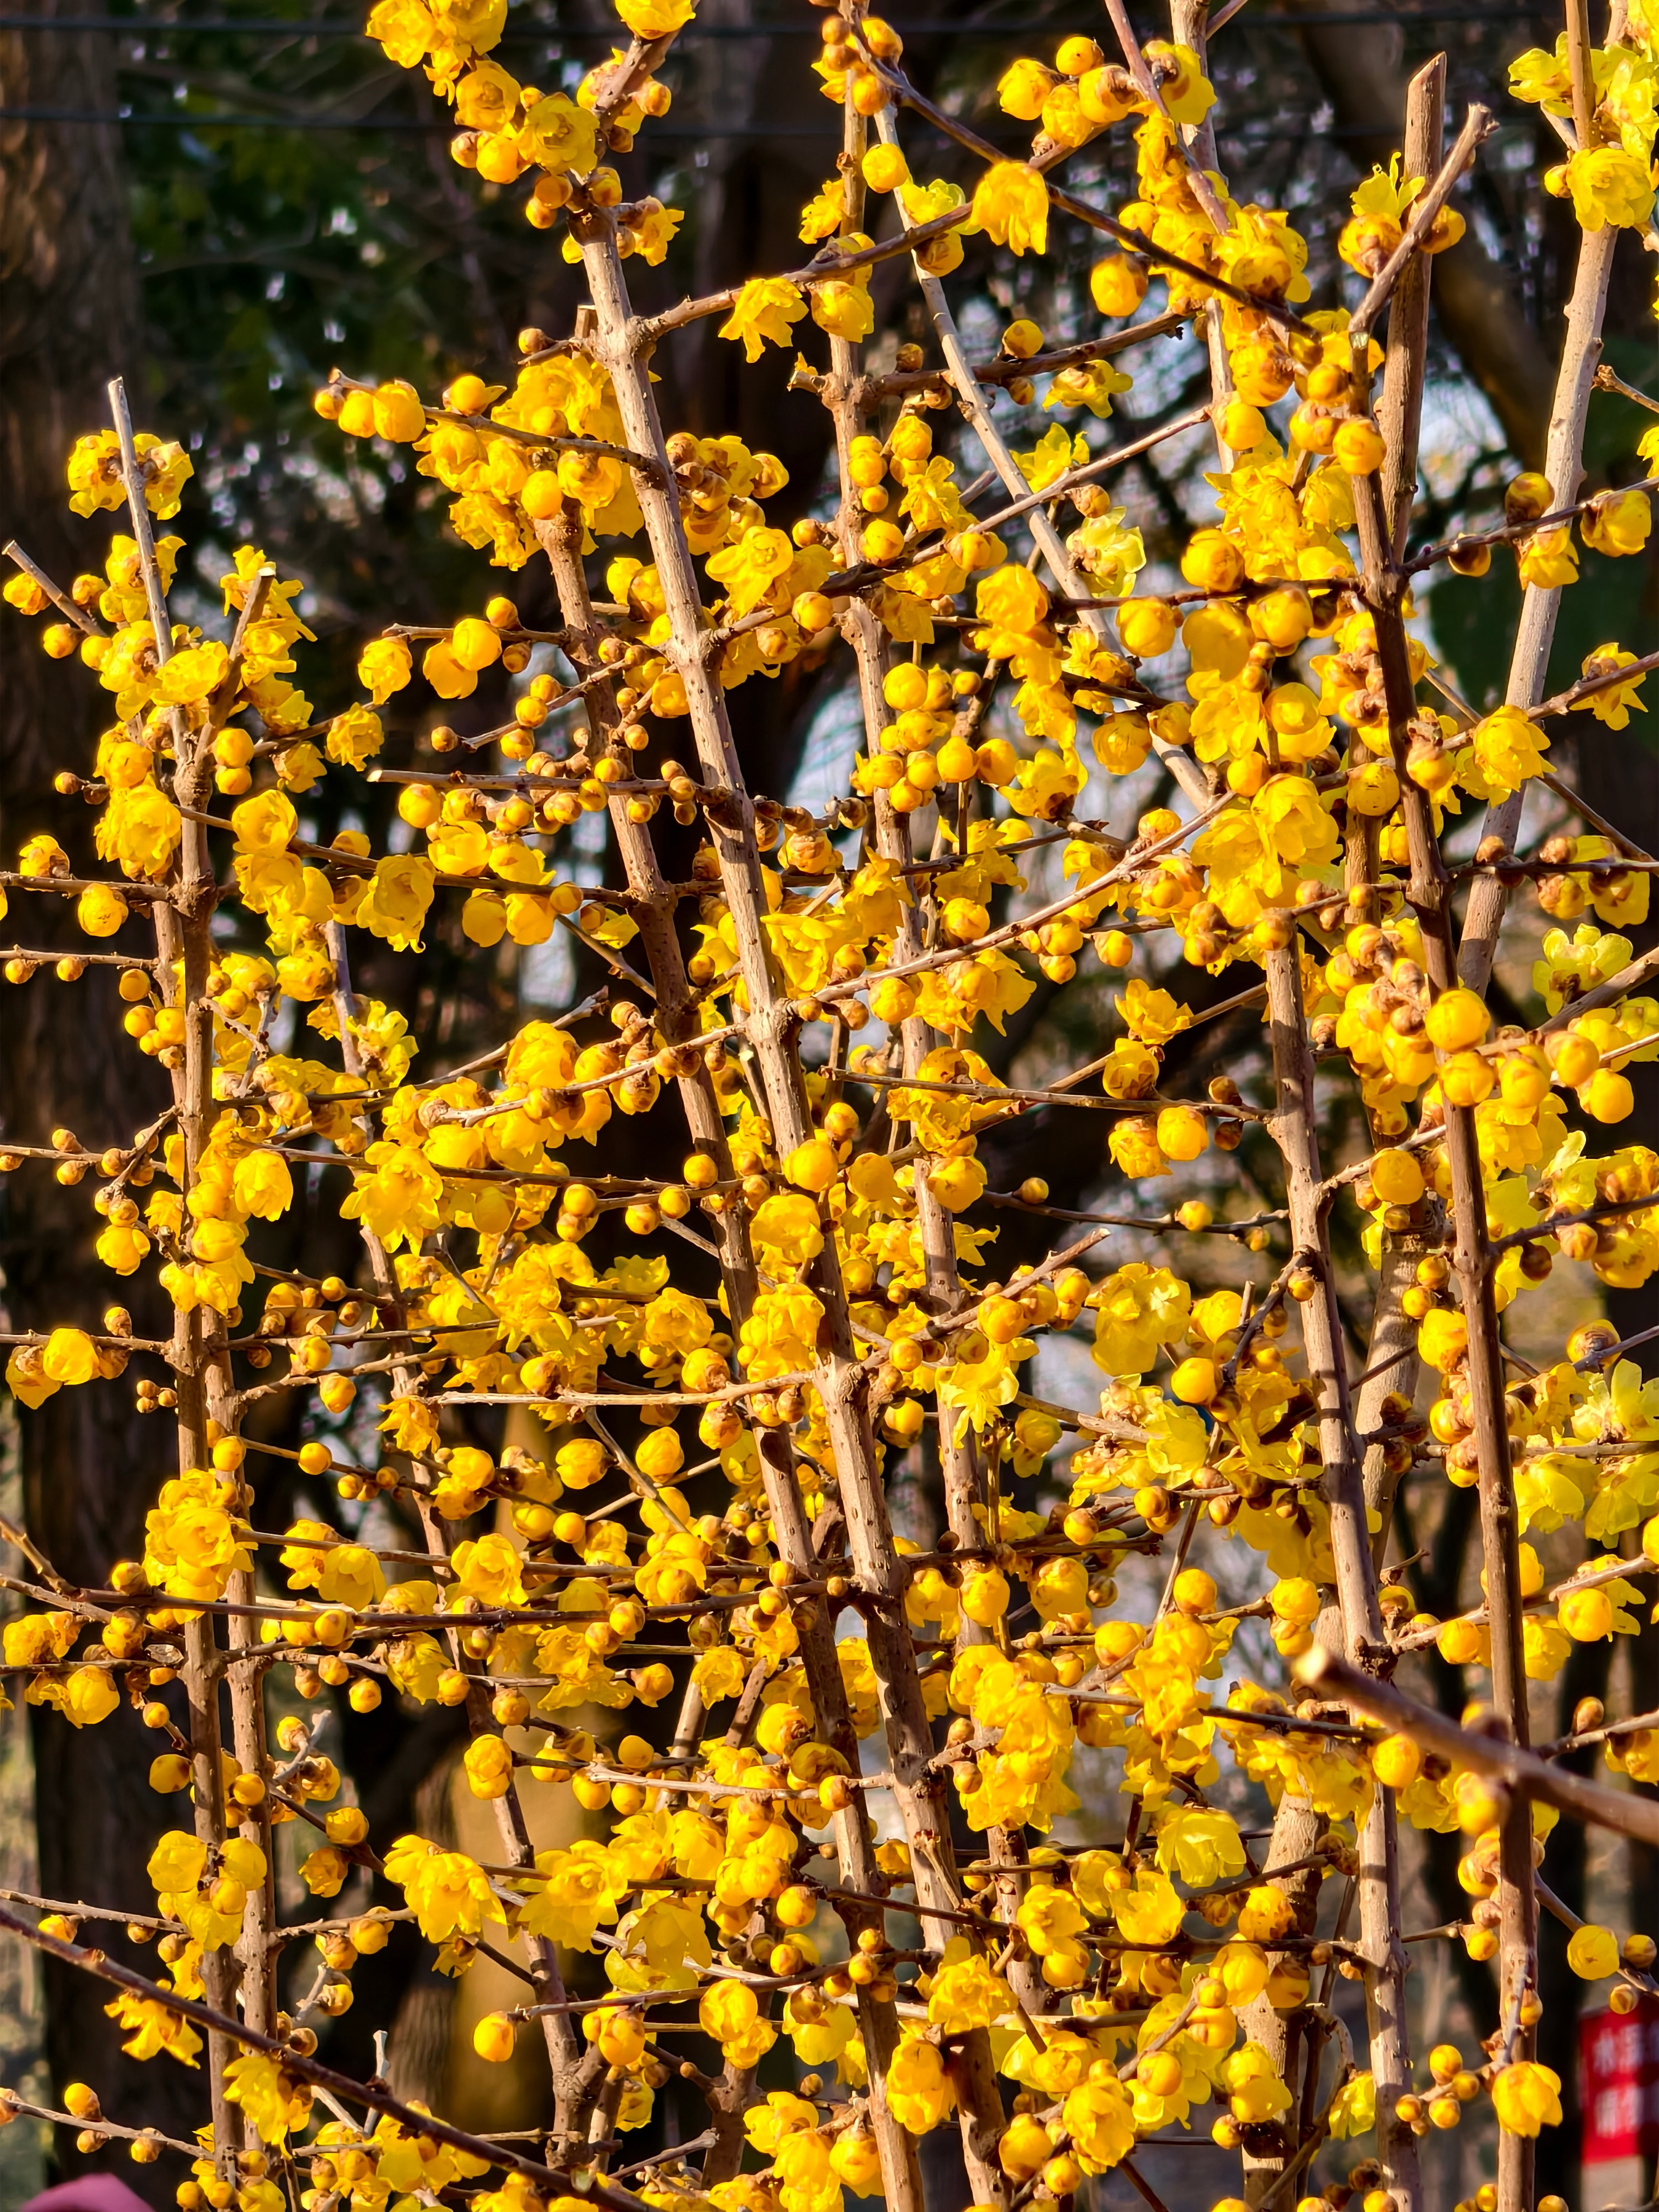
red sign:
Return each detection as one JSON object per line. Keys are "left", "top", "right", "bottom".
{"left": 1581, "top": 2000, "right": 1659, "bottom": 2163}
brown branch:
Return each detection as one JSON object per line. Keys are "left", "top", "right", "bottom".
{"left": 1299, "top": 1648, "right": 1659, "bottom": 1852}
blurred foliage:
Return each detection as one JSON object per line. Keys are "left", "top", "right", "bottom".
{"left": 116, "top": 1, "right": 1580, "bottom": 612}
{"left": 1429, "top": 335, "right": 1659, "bottom": 745}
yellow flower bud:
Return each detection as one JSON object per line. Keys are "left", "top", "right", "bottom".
{"left": 785, "top": 1138, "right": 840, "bottom": 1193}
{"left": 1170, "top": 1356, "right": 1218, "bottom": 1405}
{"left": 474, "top": 2012, "right": 516, "bottom": 2063}
{"left": 1424, "top": 987, "right": 1490, "bottom": 1051}
{"left": 1566, "top": 1923, "right": 1619, "bottom": 1980}
{"left": 1089, "top": 254, "right": 1148, "bottom": 317}
{"left": 1372, "top": 1734, "right": 1422, "bottom": 1790}
{"left": 1582, "top": 1067, "right": 1635, "bottom": 1123}
{"left": 861, "top": 143, "right": 908, "bottom": 192}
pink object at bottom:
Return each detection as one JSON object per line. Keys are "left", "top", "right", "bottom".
{"left": 22, "top": 2176, "right": 159, "bottom": 2212}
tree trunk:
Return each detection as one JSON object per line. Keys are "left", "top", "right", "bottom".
{"left": 0, "top": 21, "right": 186, "bottom": 2192}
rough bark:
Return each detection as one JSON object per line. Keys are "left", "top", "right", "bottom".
{"left": 0, "top": 19, "right": 194, "bottom": 2191}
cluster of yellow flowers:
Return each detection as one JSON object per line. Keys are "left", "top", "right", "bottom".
{"left": 9, "top": 1, "right": 1659, "bottom": 2210}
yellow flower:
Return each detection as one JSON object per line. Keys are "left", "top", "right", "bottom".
{"left": 1328, "top": 2070, "right": 1377, "bottom": 2138}
{"left": 105, "top": 1991, "right": 202, "bottom": 2067}
{"left": 1491, "top": 2060, "right": 1563, "bottom": 2137}
{"left": 383, "top": 1835, "right": 507, "bottom": 1941}
{"left": 1156, "top": 1806, "right": 1245, "bottom": 1885}
{"left": 41, "top": 1327, "right": 99, "bottom": 1386}
{"left": 2, "top": 1613, "right": 77, "bottom": 1667}
{"left": 1018, "top": 1883, "right": 1088, "bottom": 1954}
{"left": 147, "top": 1830, "right": 208, "bottom": 1895}
{"left": 926, "top": 1945, "right": 1014, "bottom": 2032}
{"left": 1118, "top": 977, "right": 1191, "bottom": 1045}
{"left": 1472, "top": 704, "right": 1550, "bottom": 799}
{"left": 463, "top": 1735, "right": 515, "bottom": 1799}
{"left": 1112, "top": 1867, "right": 1184, "bottom": 1944}
{"left": 1253, "top": 772, "right": 1339, "bottom": 871}
{"left": 95, "top": 780, "right": 183, "bottom": 881}
{"left": 140, "top": 438, "right": 194, "bottom": 517}
{"left": 1567, "top": 1922, "right": 1620, "bottom": 1979}
{"left": 1236, "top": 1881, "right": 1296, "bottom": 1943}
{"left": 143, "top": 1469, "right": 253, "bottom": 1603}
{"left": 1508, "top": 39, "right": 1574, "bottom": 114}
{"left": 1062, "top": 2072, "right": 1136, "bottom": 2173}
{"left": 232, "top": 787, "right": 299, "bottom": 852}
{"left": 970, "top": 162, "right": 1049, "bottom": 255}
{"left": 344, "top": 1142, "right": 443, "bottom": 1251}
{"left": 1109, "top": 1114, "right": 1167, "bottom": 1180}
{"left": 750, "top": 1191, "right": 825, "bottom": 1270}
{"left": 798, "top": 178, "right": 845, "bottom": 240}
{"left": 452, "top": 1530, "right": 526, "bottom": 1606}
{"left": 699, "top": 1980, "right": 778, "bottom": 2066}
{"left": 886, "top": 2035, "right": 956, "bottom": 2133}
{"left": 706, "top": 525, "right": 795, "bottom": 617}
{"left": 718, "top": 277, "right": 807, "bottom": 363}
{"left": 616, "top": 0, "right": 692, "bottom": 34}
{"left": 975, "top": 562, "right": 1050, "bottom": 641}
{"left": 999, "top": 57, "right": 1056, "bottom": 119}
{"left": 1014, "top": 423, "right": 1085, "bottom": 493}
{"left": 358, "top": 635, "right": 414, "bottom": 702}
{"left": 298, "top": 1840, "right": 352, "bottom": 1893}
{"left": 66, "top": 430, "right": 192, "bottom": 517}
{"left": 1091, "top": 1264, "right": 1192, "bottom": 1373}
{"left": 937, "top": 1341, "right": 1021, "bottom": 1440}
{"left": 279, "top": 1522, "right": 386, "bottom": 1609}
{"left": 625, "top": 197, "right": 683, "bottom": 264}
{"left": 158, "top": 639, "right": 228, "bottom": 705}
{"left": 1583, "top": 487, "right": 1652, "bottom": 557}
{"left": 1224, "top": 2041, "right": 1293, "bottom": 2122}
{"left": 381, "top": 1393, "right": 441, "bottom": 1456}
{"left": 1519, "top": 524, "right": 1580, "bottom": 590}
{"left": 1073, "top": 509, "right": 1148, "bottom": 603}
{"left": 234, "top": 846, "right": 305, "bottom": 918}
{"left": 454, "top": 56, "right": 519, "bottom": 127}
{"left": 1149, "top": 38, "right": 1215, "bottom": 122}
{"left": 1562, "top": 144, "right": 1655, "bottom": 230}
{"left": 424, "top": 638, "right": 477, "bottom": 699}
{"left": 227, "top": 1149, "right": 292, "bottom": 1223}
{"left": 65, "top": 430, "right": 126, "bottom": 516}
{"left": 1573, "top": 644, "right": 1648, "bottom": 730}
{"left": 519, "top": 1840, "right": 622, "bottom": 1947}
{"left": 76, "top": 884, "right": 129, "bottom": 937}
{"left": 63, "top": 1666, "right": 118, "bottom": 1729}
{"left": 811, "top": 272, "right": 874, "bottom": 344}
{"left": 358, "top": 854, "right": 436, "bottom": 950}
{"left": 929, "top": 1152, "right": 987, "bottom": 1211}
{"left": 373, "top": 380, "right": 427, "bottom": 442}
{"left": 520, "top": 89, "right": 596, "bottom": 175}
{"left": 225, "top": 2054, "right": 313, "bottom": 2146}
{"left": 1046, "top": 359, "right": 1134, "bottom": 419}
{"left": 16, "top": 834, "right": 67, "bottom": 881}
{"left": 1559, "top": 1582, "right": 1620, "bottom": 1640}
{"left": 327, "top": 704, "right": 385, "bottom": 766}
